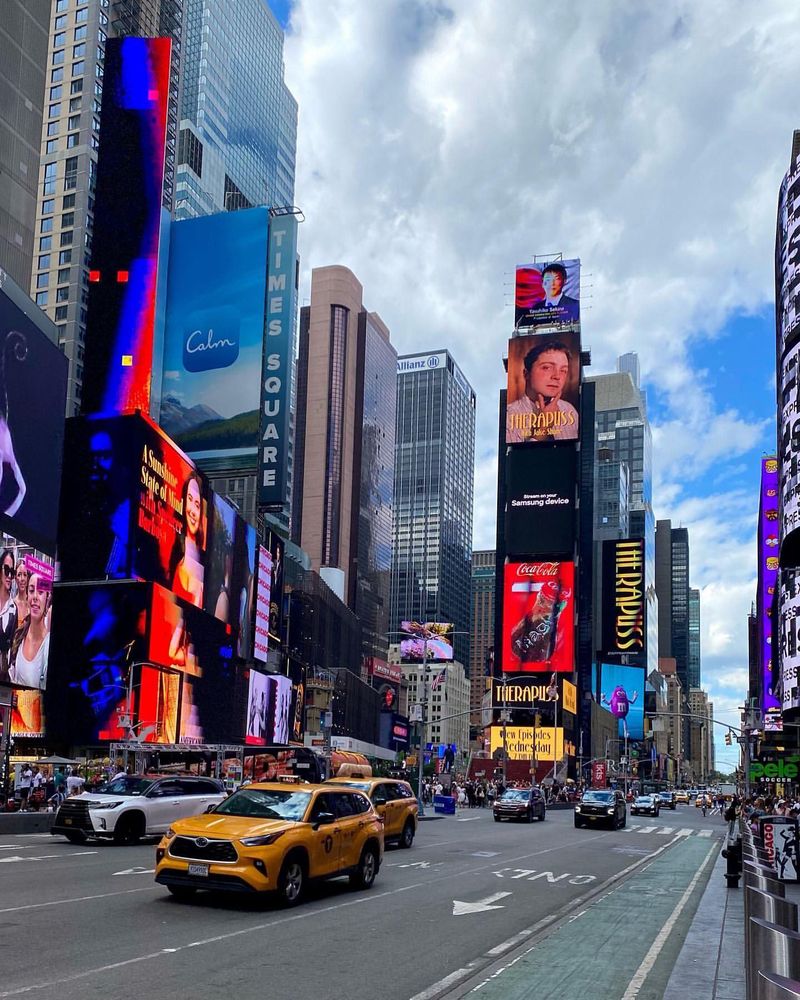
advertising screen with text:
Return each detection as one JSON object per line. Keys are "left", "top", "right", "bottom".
{"left": 502, "top": 562, "right": 574, "bottom": 673}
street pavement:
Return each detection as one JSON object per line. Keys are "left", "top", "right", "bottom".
{"left": 0, "top": 802, "right": 727, "bottom": 1000}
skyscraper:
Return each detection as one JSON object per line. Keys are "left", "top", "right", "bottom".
{"left": 292, "top": 266, "right": 396, "bottom": 664}
{"left": 469, "top": 550, "right": 495, "bottom": 724}
{"left": 587, "top": 358, "right": 658, "bottom": 675}
{"left": 390, "top": 350, "right": 476, "bottom": 669}
{"left": 0, "top": 2, "right": 50, "bottom": 287}
{"left": 30, "top": 0, "right": 183, "bottom": 415}
{"left": 688, "top": 587, "right": 701, "bottom": 689}
{"left": 175, "top": 0, "right": 297, "bottom": 219}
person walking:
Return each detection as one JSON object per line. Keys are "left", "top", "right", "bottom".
{"left": 17, "top": 764, "right": 32, "bottom": 811}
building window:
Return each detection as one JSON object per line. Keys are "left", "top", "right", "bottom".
{"left": 55, "top": 14, "right": 67, "bottom": 28}
{"left": 49, "top": 85, "right": 62, "bottom": 100}
{"left": 40, "top": 218, "right": 53, "bottom": 234}
{"left": 54, "top": 31, "right": 66, "bottom": 47}
{"left": 66, "top": 133, "right": 79, "bottom": 149}
{"left": 74, "top": 25, "right": 87, "bottom": 40}
{"left": 39, "top": 237, "right": 52, "bottom": 251}
{"left": 35, "top": 292, "right": 48, "bottom": 307}
{"left": 60, "top": 231, "right": 73, "bottom": 247}
{"left": 42, "top": 198, "right": 55, "bottom": 215}
{"left": 62, "top": 194, "right": 75, "bottom": 210}
{"left": 36, "top": 273, "right": 49, "bottom": 289}
{"left": 46, "top": 122, "right": 59, "bottom": 137}
{"left": 55, "top": 306, "right": 68, "bottom": 322}
{"left": 48, "top": 103, "right": 61, "bottom": 119}
{"left": 52, "top": 50, "right": 65, "bottom": 66}
{"left": 75, "top": 6, "right": 88, "bottom": 22}
{"left": 55, "top": 0, "right": 69, "bottom": 10}
{"left": 58, "top": 249, "right": 72, "bottom": 265}
{"left": 45, "top": 139, "right": 58, "bottom": 154}
{"left": 51, "top": 68, "right": 64, "bottom": 83}
{"left": 73, "top": 43, "right": 86, "bottom": 58}
{"left": 72, "top": 61, "right": 84, "bottom": 77}
{"left": 57, "top": 267, "right": 71, "bottom": 284}
{"left": 56, "top": 287, "right": 69, "bottom": 303}
{"left": 69, "top": 97, "right": 81, "bottom": 112}
{"left": 38, "top": 254, "right": 51, "bottom": 269}
{"left": 70, "top": 79, "right": 83, "bottom": 94}
{"left": 68, "top": 114, "right": 81, "bottom": 130}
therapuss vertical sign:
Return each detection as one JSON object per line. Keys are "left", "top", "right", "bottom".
{"left": 259, "top": 214, "right": 298, "bottom": 506}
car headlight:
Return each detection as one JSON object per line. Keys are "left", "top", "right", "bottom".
{"left": 574, "top": 806, "right": 581, "bottom": 812}
{"left": 87, "top": 801, "right": 124, "bottom": 810}
{"left": 606, "top": 808, "right": 615, "bottom": 815}
{"left": 165, "top": 828, "right": 177, "bottom": 839}
{"left": 240, "top": 832, "right": 285, "bottom": 847}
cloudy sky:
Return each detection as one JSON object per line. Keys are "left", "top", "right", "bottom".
{"left": 272, "top": 0, "right": 798, "bottom": 768}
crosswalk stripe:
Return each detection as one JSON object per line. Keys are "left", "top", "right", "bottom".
{"left": 697, "top": 830, "right": 713, "bottom": 838}
{"left": 637, "top": 826, "right": 659, "bottom": 834}
{"left": 676, "top": 829, "right": 694, "bottom": 837}
{"left": 656, "top": 827, "right": 675, "bottom": 836}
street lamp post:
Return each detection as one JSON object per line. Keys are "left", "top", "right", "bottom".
{"left": 415, "top": 638, "right": 429, "bottom": 817}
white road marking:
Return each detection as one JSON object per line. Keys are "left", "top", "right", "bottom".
{"left": 636, "top": 826, "right": 659, "bottom": 834}
{"left": 486, "top": 929, "right": 534, "bottom": 957}
{"left": 0, "top": 851, "right": 97, "bottom": 863}
{"left": 0, "top": 887, "right": 157, "bottom": 915}
{"left": 452, "top": 891, "right": 511, "bottom": 916}
{"left": 471, "top": 851, "right": 500, "bottom": 858}
{"left": 456, "top": 816, "right": 481, "bottom": 822}
{"left": 113, "top": 867, "right": 154, "bottom": 876}
{"left": 676, "top": 829, "right": 694, "bottom": 837}
{"left": 621, "top": 841, "right": 718, "bottom": 998}
{"left": 409, "top": 965, "right": 478, "bottom": 1000}
{"left": 697, "top": 830, "right": 713, "bottom": 838}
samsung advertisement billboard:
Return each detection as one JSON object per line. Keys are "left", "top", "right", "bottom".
{"left": 159, "top": 207, "right": 270, "bottom": 461}
{"left": 504, "top": 446, "right": 576, "bottom": 558}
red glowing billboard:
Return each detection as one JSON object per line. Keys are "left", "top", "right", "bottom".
{"left": 501, "top": 561, "right": 574, "bottom": 673}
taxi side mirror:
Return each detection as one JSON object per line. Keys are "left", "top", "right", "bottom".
{"left": 313, "top": 811, "right": 336, "bottom": 829}
{"left": 204, "top": 804, "right": 216, "bottom": 814}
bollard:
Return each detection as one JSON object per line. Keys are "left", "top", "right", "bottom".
{"left": 745, "top": 859, "right": 779, "bottom": 878}
{"left": 757, "top": 972, "right": 800, "bottom": 1000}
{"left": 745, "top": 871, "right": 786, "bottom": 899}
{"left": 748, "top": 917, "right": 800, "bottom": 1000}
{"left": 745, "top": 889, "right": 798, "bottom": 997}
{"left": 723, "top": 837, "right": 742, "bottom": 888}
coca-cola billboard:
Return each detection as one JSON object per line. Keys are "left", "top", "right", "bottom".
{"left": 501, "top": 561, "right": 574, "bottom": 673}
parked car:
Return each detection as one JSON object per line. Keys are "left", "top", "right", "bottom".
{"left": 574, "top": 789, "right": 626, "bottom": 829}
{"left": 657, "top": 791, "right": 677, "bottom": 810}
{"left": 630, "top": 794, "right": 660, "bottom": 817}
{"left": 52, "top": 774, "right": 226, "bottom": 844}
{"left": 493, "top": 787, "right": 546, "bottom": 823}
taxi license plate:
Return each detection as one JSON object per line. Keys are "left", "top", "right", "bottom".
{"left": 64, "top": 818, "right": 72, "bottom": 825}
{"left": 188, "top": 863, "right": 209, "bottom": 877}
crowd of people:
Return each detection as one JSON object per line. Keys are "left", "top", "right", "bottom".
{"left": 420, "top": 776, "right": 582, "bottom": 807}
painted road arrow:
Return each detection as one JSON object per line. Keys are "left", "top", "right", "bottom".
{"left": 113, "top": 867, "right": 155, "bottom": 876}
{"left": 452, "top": 891, "right": 511, "bottom": 916}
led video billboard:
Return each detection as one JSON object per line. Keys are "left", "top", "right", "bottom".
{"left": 758, "top": 457, "right": 780, "bottom": 712}
{"left": 0, "top": 546, "right": 54, "bottom": 692}
{"left": 269, "top": 531, "right": 285, "bottom": 643}
{"left": 505, "top": 446, "right": 576, "bottom": 557}
{"left": 159, "top": 207, "right": 270, "bottom": 459}
{"left": 491, "top": 674, "right": 573, "bottom": 710}
{"left": 598, "top": 662, "right": 645, "bottom": 740}
{"left": 0, "top": 285, "right": 68, "bottom": 553}
{"left": 489, "top": 725, "right": 566, "bottom": 761}
{"left": 506, "top": 332, "right": 580, "bottom": 444}
{"left": 245, "top": 670, "right": 292, "bottom": 746}
{"left": 204, "top": 494, "right": 256, "bottom": 660}
{"left": 780, "top": 572, "right": 800, "bottom": 714}
{"left": 400, "top": 621, "right": 454, "bottom": 662}
{"left": 514, "top": 259, "right": 580, "bottom": 329}
{"left": 502, "top": 561, "right": 574, "bottom": 673}
{"left": 81, "top": 37, "right": 171, "bottom": 415}
{"left": 601, "top": 538, "right": 646, "bottom": 661}
{"left": 254, "top": 544, "right": 271, "bottom": 662}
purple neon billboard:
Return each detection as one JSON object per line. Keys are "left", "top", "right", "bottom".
{"left": 758, "top": 456, "right": 780, "bottom": 712}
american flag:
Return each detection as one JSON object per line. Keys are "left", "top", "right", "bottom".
{"left": 431, "top": 668, "right": 447, "bottom": 690}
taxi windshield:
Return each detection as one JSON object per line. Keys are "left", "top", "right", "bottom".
{"left": 500, "top": 790, "right": 529, "bottom": 801}
{"left": 215, "top": 788, "right": 312, "bottom": 820}
{"left": 100, "top": 776, "right": 156, "bottom": 797}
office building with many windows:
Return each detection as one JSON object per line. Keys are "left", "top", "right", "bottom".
{"left": 688, "top": 587, "right": 701, "bottom": 689}
{"left": 390, "top": 350, "right": 476, "bottom": 669}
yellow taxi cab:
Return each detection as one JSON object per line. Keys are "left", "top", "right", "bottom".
{"left": 326, "top": 776, "right": 418, "bottom": 849}
{"left": 675, "top": 790, "right": 690, "bottom": 804}
{"left": 154, "top": 780, "right": 383, "bottom": 906}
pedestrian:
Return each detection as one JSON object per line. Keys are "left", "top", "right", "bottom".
{"left": 17, "top": 763, "right": 32, "bottom": 811}
{"left": 476, "top": 783, "right": 486, "bottom": 808}
{"left": 66, "top": 769, "right": 85, "bottom": 797}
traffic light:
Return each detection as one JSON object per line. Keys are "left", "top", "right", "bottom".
{"left": 725, "top": 731, "right": 732, "bottom": 746}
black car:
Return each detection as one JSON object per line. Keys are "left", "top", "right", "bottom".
{"left": 631, "top": 794, "right": 660, "bottom": 817}
{"left": 574, "top": 789, "right": 626, "bottom": 829}
{"left": 493, "top": 787, "right": 546, "bottom": 823}
{"left": 657, "top": 791, "right": 677, "bottom": 810}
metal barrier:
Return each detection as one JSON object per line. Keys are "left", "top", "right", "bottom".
{"left": 757, "top": 972, "right": 800, "bottom": 999}
{"left": 745, "top": 888, "right": 798, "bottom": 998}
{"left": 748, "top": 919, "right": 800, "bottom": 1000}
{"left": 745, "top": 871, "right": 786, "bottom": 898}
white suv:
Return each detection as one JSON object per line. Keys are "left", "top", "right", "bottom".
{"left": 52, "top": 775, "right": 226, "bottom": 844}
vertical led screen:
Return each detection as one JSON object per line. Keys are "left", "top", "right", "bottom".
{"left": 159, "top": 207, "right": 270, "bottom": 459}
{"left": 81, "top": 37, "right": 171, "bottom": 415}
{"left": 505, "top": 332, "right": 580, "bottom": 444}
{"left": 780, "top": 571, "right": 800, "bottom": 714}
{"left": 0, "top": 287, "right": 68, "bottom": 553}
{"left": 254, "top": 544, "right": 271, "bottom": 663}
{"left": 601, "top": 538, "right": 646, "bottom": 661}
{"left": 758, "top": 457, "right": 780, "bottom": 712}
{"left": 259, "top": 215, "right": 298, "bottom": 506}
{"left": 514, "top": 259, "right": 580, "bottom": 329}
{"left": 203, "top": 494, "right": 255, "bottom": 660}
{"left": 501, "top": 562, "right": 574, "bottom": 673}
{"left": 269, "top": 531, "right": 285, "bottom": 643}
{"left": 245, "top": 670, "right": 292, "bottom": 745}
{"left": 599, "top": 662, "right": 645, "bottom": 740}
{"left": 504, "top": 446, "right": 576, "bottom": 557}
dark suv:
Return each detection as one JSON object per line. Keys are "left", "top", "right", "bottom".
{"left": 493, "top": 787, "right": 546, "bottom": 823}
{"left": 657, "top": 791, "right": 677, "bottom": 811}
{"left": 574, "top": 789, "right": 626, "bottom": 829}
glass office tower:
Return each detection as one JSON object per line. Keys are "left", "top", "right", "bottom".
{"left": 176, "top": 0, "right": 297, "bottom": 218}
{"left": 391, "top": 351, "right": 476, "bottom": 669}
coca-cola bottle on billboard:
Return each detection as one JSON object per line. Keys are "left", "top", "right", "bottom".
{"left": 511, "top": 579, "right": 560, "bottom": 663}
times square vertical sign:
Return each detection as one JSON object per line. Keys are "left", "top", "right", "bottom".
{"left": 259, "top": 215, "right": 298, "bottom": 506}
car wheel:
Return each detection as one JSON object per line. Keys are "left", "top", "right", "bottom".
{"left": 64, "top": 831, "right": 87, "bottom": 845}
{"left": 574, "top": 819, "right": 583, "bottom": 828}
{"left": 113, "top": 813, "right": 144, "bottom": 845}
{"left": 278, "top": 855, "right": 306, "bottom": 907}
{"left": 167, "top": 885, "right": 196, "bottom": 901}
{"left": 494, "top": 815, "right": 501, "bottom": 822}
{"left": 400, "top": 820, "right": 415, "bottom": 850}
{"left": 350, "top": 844, "right": 378, "bottom": 891}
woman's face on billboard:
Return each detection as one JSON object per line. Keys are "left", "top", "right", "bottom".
{"left": 186, "top": 478, "right": 201, "bottom": 539}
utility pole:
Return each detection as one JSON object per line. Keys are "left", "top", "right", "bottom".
{"left": 415, "top": 638, "right": 429, "bottom": 817}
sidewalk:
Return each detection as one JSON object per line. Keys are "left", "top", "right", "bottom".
{"left": 663, "top": 851, "right": 744, "bottom": 1000}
